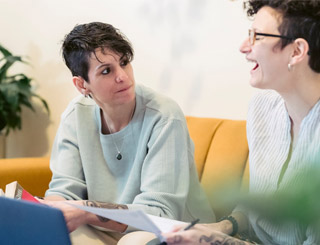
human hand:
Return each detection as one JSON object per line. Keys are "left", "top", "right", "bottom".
{"left": 39, "top": 199, "right": 88, "bottom": 232}
{"left": 162, "top": 223, "right": 249, "bottom": 245}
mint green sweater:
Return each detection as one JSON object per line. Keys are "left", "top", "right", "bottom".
{"left": 46, "top": 84, "right": 215, "bottom": 229}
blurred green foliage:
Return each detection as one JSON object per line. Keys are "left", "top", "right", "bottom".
{"left": 0, "top": 44, "right": 49, "bottom": 135}
{"left": 216, "top": 168, "right": 320, "bottom": 227}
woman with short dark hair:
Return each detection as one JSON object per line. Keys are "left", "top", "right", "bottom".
{"left": 41, "top": 22, "right": 215, "bottom": 244}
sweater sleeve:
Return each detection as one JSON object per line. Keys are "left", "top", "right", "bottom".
{"left": 126, "top": 118, "right": 192, "bottom": 220}
{"left": 45, "top": 109, "right": 88, "bottom": 200}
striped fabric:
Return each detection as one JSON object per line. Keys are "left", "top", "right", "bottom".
{"left": 247, "top": 90, "right": 320, "bottom": 245}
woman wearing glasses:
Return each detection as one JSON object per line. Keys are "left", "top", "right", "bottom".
{"left": 158, "top": 0, "right": 320, "bottom": 244}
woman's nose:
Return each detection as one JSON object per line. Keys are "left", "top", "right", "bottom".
{"left": 239, "top": 37, "right": 251, "bottom": 54}
{"left": 115, "top": 69, "right": 128, "bottom": 83}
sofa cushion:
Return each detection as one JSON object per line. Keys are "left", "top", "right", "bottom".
{"left": 186, "top": 116, "right": 249, "bottom": 219}
{"left": 0, "top": 157, "right": 51, "bottom": 197}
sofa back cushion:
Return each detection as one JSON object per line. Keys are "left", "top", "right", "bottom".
{"left": 0, "top": 157, "right": 51, "bottom": 197}
{"left": 186, "top": 116, "right": 249, "bottom": 219}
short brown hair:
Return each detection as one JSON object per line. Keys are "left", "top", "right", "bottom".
{"left": 244, "top": 0, "right": 320, "bottom": 73}
{"left": 62, "top": 22, "right": 134, "bottom": 82}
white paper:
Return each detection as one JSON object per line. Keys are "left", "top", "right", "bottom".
{"left": 146, "top": 214, "right": 186, "bottom": 233}
{"left": 69, "top": 204, "right": 187, "bottom": 241}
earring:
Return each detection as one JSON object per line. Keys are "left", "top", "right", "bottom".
{"left": 84, "top": 93, "right": 92, "bottom": 99}
{"left": 288, "top": 63, "right": 292, "bottom": 71}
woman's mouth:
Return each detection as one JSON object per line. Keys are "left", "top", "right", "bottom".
{"left": 117, "top": 86, "right": 131, "bottom": 93}
{"left": 247, "top": 58, "right": 259, "bottom": 74}
{"left": 249, "top": 60, "right": 259, "bottom": 75}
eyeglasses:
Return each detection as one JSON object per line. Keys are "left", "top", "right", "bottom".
{"left": 248, "top": 29, "right": 294, "bottom": 45}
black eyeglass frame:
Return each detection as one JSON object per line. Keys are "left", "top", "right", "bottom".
{"left": 248, "top": 29, "right": 295, "bottom": 45}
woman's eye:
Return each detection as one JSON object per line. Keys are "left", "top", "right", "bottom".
{"left": 102, "top": 67, "right": 110, "bottom": 75}
{"left": 120, "top": 59, "right": 129, "bottom": 67}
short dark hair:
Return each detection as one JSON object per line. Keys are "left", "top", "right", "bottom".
{"left": 244, "top": 0, "right": 320, "bottom": 73}
{"left": 62, "top": 22, "right": 134, "bottom": 82}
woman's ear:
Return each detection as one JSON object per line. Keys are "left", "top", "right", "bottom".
{"left": 290, "top": 38, "right": 309, "bottom": 66}
{"left": 72, "top": 76, "right": 89, "bottom": 95}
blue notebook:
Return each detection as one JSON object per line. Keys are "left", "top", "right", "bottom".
{"left": 0, "top": 197, "right": 71, "bottom": 245}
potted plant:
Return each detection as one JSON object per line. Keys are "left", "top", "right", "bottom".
{"left": 0, "top": 43, "right": 49, "bottom": 157}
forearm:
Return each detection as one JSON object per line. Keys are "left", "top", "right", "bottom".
{"left": 208, "top": 211, "right": 249, "bottom": 236}
{"left": 231, "top": 211, "right": 249, "bottom": 234}
{"left": 197, "top": 232, "right": 253, "bottom": 245}
{"left": 82, "top": 200, "right": 128, "bottom": 232}
{"left": 164, "top": 223, "right": 254, "bottom": 245}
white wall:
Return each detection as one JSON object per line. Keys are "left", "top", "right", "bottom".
{"left": 0, "top": 0, "right": 256, "bottom": 158}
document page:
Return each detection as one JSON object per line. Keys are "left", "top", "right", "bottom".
{"left": 146, "top": 214, "right": 187, "bottom": 233}
{"left": 70, "top": 204, "right": 187, "bottom": 241}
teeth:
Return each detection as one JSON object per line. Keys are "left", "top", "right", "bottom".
{"left": 247, "top": 59, "right": 256, "bottom": 64}
{"left": 246, "top": 58, "right": 258, "bottom": 71}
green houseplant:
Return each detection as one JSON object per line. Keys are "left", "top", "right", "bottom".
{"left": 0, "top": 43, "right": 49, "bottom": 136}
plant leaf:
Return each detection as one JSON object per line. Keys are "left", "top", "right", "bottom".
{"left": 0, "top": 56, "right": 24, "bottom": 82}
{"left": 0, "top": 111, "right": 6, "bottom": 132}
{"left": 31, "top": 93, "right": 50, "bottom": 115}
{"left": 0, "top": 43, "right": 50, "bottom": 134}
{"left": 0, "top": 44, "right": 12, "bottom": 57}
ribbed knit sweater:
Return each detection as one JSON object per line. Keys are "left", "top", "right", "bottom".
{"left": 45, "top": 84, "right": 215, "bottom": 232}
{"left": 247, "top": 90, "right": 320, "bottom": 244}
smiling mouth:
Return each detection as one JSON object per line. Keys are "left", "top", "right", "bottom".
{"left": 247, "top": 58, "right": 259, "bottom": 73}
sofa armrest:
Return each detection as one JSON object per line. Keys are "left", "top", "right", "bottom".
{"left": 0, "top": 157, "right": 51, "bottom": 197}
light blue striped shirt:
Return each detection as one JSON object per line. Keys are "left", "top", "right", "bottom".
{"left": 247, "top": 90, "right": 320, "bottom": 245}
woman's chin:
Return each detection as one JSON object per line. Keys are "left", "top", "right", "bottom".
{"left": 249, "top": 78, "right": 262, "bottom": 89}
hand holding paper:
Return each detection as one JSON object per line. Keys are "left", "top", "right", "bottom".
{"left": 69, "top": 203, "right": 187, "bottom": 242}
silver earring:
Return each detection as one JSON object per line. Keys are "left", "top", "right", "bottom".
{"left": 288, "top": 63, "right": 292, "bottom": 71}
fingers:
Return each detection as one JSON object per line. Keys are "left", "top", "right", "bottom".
{"left": 171, "top": 224, "right": 186, "bottom": 232}
{"left": 66, "top": 221, "right": 77, "bottom": 233}
{"left": 163, "top": 230, "right": 193, "bottom": 245}
{"left": 165, "top": 233, "right": 185, "bottom": 244}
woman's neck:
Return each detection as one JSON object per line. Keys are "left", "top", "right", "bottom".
{"left": 100, "top": 100, "right": 136, "bottom": 134}
{"left": 281, "top": 71, "right": 320, "bottom": 125}
{"left": 280, "top": 72, "right": 320, "bottom": 144}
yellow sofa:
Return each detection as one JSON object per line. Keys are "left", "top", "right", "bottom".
{"left": 0, "top": 116, "right": 249, "bottom": 220}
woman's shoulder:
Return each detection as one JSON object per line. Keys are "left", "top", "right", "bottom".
{"left": 249, "top": 90, "right": 282, "bottom": 108}
{"left": 248, "top": 90, "right": 283, "bottom": 114}
{"left": 61, "top": 95, "right": 96, "bottom": 120}
{"left": 247, "top": 90, "right": 286, "bottom": 128}
{"left": 135, "top": 84, "right": 184, "bottom": 120}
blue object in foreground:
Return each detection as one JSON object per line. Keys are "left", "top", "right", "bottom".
{"left": 0, "top": 197, "right": 71, "bottom": 245}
